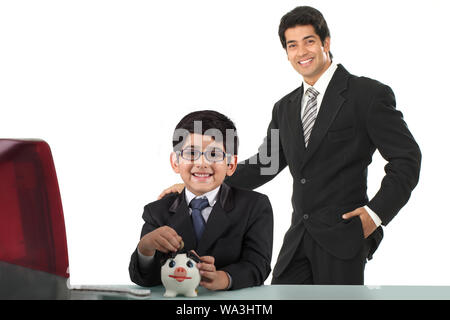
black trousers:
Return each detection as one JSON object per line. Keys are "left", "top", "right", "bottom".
{"left": 271, "top": 231, "right": 370, "bottom": 285}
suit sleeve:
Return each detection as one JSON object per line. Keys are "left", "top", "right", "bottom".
{"left": 225, "top": 102, "right": 288, "bottom": 190}
{"left": 128, "top": 205, "right": 165, "bottom": 287}
{"left": 221, "top": 194, "right": 274, "bottom": 289}
{"left": 366, "top": 84, "right": 421, "bottom": 225}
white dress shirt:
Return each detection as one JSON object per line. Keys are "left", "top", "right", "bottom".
{"left": 184, "top": 186, "right": 220, "bottom": 222}
{"left": 301, "top": 62, "right": 338, "bottom": 119}
{"left": 301, "top": 61, "right": 382, "bottom": 228}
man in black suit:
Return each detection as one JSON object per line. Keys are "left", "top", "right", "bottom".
{"left": 159, "top": 6, "right": 421, "bottom": 285}
{"left": 225, "top": 6, "right": 421, "bottom": 284}
{"left": 129, "top": 110, "right": 273, "bottom": 290}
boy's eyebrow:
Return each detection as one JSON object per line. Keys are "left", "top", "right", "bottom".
{"left": 183, "top": 145, "right": 201, "bottom": 149}
{"left": 183, "top": 144, "right": 224, "bottom": 149}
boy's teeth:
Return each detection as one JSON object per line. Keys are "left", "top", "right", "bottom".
{"left": 194, "top": 173, "right": 210, "bottom": 177}
{"left": 300, "top": 58, "right": 312, "bottom": 64}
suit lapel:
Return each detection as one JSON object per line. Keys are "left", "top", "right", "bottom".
{"left": 301, "top": 65, "right": 349, "bottom": 168}
{"left": 285, "top": 85, "right": 307, "bottom": 158}
{"left": 168, "top": 190, "right": 197, "bottom": 251}
{"left": 196, "top": 184, "right": 233, "bottom": 255}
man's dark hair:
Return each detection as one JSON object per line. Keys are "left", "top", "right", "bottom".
{"left": 278, "top": 6, "right": 333, "bottom": 60}
{"left": 172, "top": 110, "right": 239, "bottom": 156}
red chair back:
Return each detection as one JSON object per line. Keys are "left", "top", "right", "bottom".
{"left": 0, "top": 139, "right": 69, "bottom": 278}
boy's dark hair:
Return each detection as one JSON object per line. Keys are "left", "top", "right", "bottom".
{"left": 278, "top": 6, "right": 333, "bottom": 60}
{"left": 172, "top": 110, "right": 239, "bottom": 155}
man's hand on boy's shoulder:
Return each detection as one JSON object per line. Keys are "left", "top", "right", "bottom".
{"left": 138, "top": 226, "right": 183, "bottom": 257}
{"left": 158, "top": 183, "right": 185, "bottom": 200}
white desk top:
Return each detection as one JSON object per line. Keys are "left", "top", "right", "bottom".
{"left": 69, "top": 284, "right": 450, "bottom": 300}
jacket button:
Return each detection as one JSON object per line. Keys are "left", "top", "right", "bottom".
{"left": 303, "top": 214, "right": 309, "bottom": 220}
{"left": 300, "top": 178, "right": 307, "bottom": 184}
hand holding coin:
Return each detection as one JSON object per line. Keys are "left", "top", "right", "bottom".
{"left": 138, "top": 226, "right": 184, "bottom": 256}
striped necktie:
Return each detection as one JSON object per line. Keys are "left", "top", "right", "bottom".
{"left": 302, "top": 87, "right": 319, "bottom": 147}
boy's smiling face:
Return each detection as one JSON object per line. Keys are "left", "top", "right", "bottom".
{"left": 170, "top": 133, "right": 237, "bottom": 196}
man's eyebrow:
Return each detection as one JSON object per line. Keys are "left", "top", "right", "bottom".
{"left": 303, "top": 35, "right": 316, "bottom": 40}
{"left": 286, "top": 35, "right": 316, "bottom": 44}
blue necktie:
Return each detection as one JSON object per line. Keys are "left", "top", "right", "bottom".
{"left": 189, "top": 198, "right": 209, "bottom": 241}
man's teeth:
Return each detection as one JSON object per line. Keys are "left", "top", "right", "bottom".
{"left": 300, "top": 58, "right": 312, "bottom": 64}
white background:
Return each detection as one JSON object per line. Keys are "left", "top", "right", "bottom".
{"left": 1, "top": 0, "right": 449, "bottom": 286}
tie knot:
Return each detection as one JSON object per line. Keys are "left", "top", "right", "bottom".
{"left": 189, "top": 198, "right": 209, "bottom": 211}
{"left": 306, "top": 87, "right": 319, "bottom": 98}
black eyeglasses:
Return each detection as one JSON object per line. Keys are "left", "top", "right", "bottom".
{"left": 177, "top": 147, "right": 231, "bottom": 163}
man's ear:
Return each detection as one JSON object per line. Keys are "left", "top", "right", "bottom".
{"left": 226, "top": 155, "right": 238, "bottom": 176}
{"left": 170, "top": 152, "right": 180, "bottom": 173}
{"left": 323, "top": 36, "right": 331, "bottom": 56}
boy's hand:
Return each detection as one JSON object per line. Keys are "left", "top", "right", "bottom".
{"left": 158, "top": 183, "right": 185, "bottom": 200}
{"left": 138, "top": 226, "right": 183, "bottom": 256}
{"left": 195, "top": 254, "right": 229, "bottom": 291}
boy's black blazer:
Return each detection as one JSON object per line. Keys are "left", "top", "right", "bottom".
{"left": 129, "top": 183, "right": 273, "bottom": 289}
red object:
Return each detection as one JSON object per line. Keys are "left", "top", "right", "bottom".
{"left": 0, "top": 139, "right": 69, "bottom": 278}
{"left": 169, "top": 267, "right": 191, "bottom": 282}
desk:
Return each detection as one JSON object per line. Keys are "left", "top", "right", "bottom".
{"left": 2, "top": 262, "right": 449, "bottom": 300}
{"left": 69, "top": 284, "right": 450, "bottom": 300}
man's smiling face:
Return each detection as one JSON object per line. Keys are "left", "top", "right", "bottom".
{"left": 285, "top": 24, "right": 331, "bottom": 85}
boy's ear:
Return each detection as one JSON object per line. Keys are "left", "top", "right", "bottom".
{"left": 170, "top": 152, "right": 180, "bottom": 173}
{"left": 226, "top": 155, "right": 238, "bottom": 176}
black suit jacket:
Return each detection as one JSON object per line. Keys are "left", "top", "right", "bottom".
{"left": 225, "top": 64, "right": 421, "bottom": 277}
{"left": 128, "top": 183, "right": 273, "bottom": 289}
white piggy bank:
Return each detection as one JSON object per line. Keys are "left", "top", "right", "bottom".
{"left": 161, "top": 252, "right": 201, "bottom": 297}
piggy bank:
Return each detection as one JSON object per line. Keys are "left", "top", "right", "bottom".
{"left": 161, "top": 251, "right": 201, "bottom": 297}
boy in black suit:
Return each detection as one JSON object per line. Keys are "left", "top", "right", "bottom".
{"left": 129, "top": 110, "right": 273, "bottom": 290}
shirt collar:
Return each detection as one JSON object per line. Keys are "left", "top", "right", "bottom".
{"left": 302, "top": 61, "right": 338, "bottom": 97}
{"left": 185, "top": 185, "right": 221, "bottom": 208}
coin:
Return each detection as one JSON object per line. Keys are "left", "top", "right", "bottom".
{"left": 179, "top": 240, "right": 184, "bottom": 251}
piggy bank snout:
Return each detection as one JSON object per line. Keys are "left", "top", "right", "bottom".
{"left": 174, "top": 267, "right": 187, "bottom": 279}
{"left": 169, "top": 265, "right": 192, "bottom": 282}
